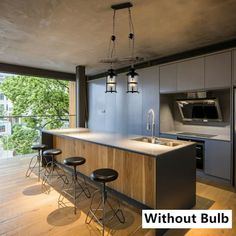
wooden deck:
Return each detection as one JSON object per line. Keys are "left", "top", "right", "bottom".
{"left": 0, "top": 156, "right": 235, "bottom": 236}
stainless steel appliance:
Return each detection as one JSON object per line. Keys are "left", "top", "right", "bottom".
{"left": 177, "top": 137, "right": 205, "bottom": 169}
{"left": 176, "top": 98, "right": 223, "bottom": 122}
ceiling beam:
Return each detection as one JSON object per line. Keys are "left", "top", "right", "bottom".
{"left": 0, "top": 63, "right": 75, "bottom": 81}
{"left": 88, "top": 38, "right": 236, "bottom": 81}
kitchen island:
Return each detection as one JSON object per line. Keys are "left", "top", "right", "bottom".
{"left": 42, "top": 128, "right": 196, "bottom": 210}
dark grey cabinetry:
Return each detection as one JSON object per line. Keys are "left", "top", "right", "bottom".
{"left": 160, "top": 64, "right": 177, "bottom": 92}
{"left": 127, "top": 92, "right": 142, "bottom": 135}
{"left": 205, "top": 139, "right": 231, "bottom": 180}
{"left": 205, "top": 51, "right": 231, "bottom": 89}
{"left": 140, "top": 66, "right": 159, "bottom": 136}
{"left": 159, "top": 50, "right": 232, "bottom": 92}
{"left": 177, "top": 58, "right": 204, "bottom": 91}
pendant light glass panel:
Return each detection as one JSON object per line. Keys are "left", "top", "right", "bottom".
{"left": 106, "top": 69, "right": 117, "bottom": 93}
{"left": 127, "top": 68, "right": 139, "bottom": 93}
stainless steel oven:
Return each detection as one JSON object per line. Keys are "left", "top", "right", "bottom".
{"left": 177, "top": 137, "right": 205, "bottom": 170}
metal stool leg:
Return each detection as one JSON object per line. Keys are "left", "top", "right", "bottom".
{"left": 26, "top": 149, "right": 42, "bottom": 181}
{"left": 85, "top": 189, "right": 102, "bottom": 224}
{"left": 58, "top": 166, "right": 91, "bottom": 214}
{"left": 85, "top": 183, "right": 125, "bottom": 235}
{"left": 42, "top": 155, "right": 69, "bottom": 187}
{"left": 102, "top": 183, "right": 106, "bottom": 236}
{"left": 106, "top": 199, "right": 125, "bottom": 223}
{"left": 54, "top": 163, "right": 69, "bottom": 184}
{"left": 38, "top": 150, "right": 41, "bottom": 182}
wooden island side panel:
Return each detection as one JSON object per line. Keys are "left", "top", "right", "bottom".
{"left": 53, "top": 135, "right": 156, "bottom": 208}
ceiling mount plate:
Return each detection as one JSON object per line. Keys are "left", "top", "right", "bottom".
{"left": 111, "top": 2, "right": 133, "bottom": 10}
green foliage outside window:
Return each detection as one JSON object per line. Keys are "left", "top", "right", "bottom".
{"left": 0, "top": 75, "right": 69, "bottom": 155}
{"left": 2, "top": 125, "right": 39, "bottom": 155}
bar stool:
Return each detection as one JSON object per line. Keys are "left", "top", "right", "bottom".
{"left": 58, "top": 156, "right": 91, "bottom": 214}
{"left": 42, "top": 149, "right": 68, "bottom": 189}
{"left": 25, "top": 144, "right": 46, "bottom": 181}
{"left": 85, "top": 168, "right": 125, "bottom": 235}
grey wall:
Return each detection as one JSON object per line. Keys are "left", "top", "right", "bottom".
{"left": 88, "top": 66, "right": 159, "bottom": 136}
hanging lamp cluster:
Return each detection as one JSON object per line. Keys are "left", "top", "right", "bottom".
{"left": 104, "top": 2, "right": 140, "bottom": 93}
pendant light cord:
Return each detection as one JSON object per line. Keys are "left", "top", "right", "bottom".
{"left": 128, "top": 7, "right": 135, "bottom": 67}
{"left": 107, "top": 9, "right": 117, "bottom": 69}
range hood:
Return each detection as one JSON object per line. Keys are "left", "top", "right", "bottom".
{"left": 176, "top": 98, "right": 223, "bottom": 122}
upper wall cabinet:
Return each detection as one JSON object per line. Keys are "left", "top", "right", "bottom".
{"left": 159, "top": 51, "right": 232, "bottom": 93}
{"left": 233, "top": 50, "right": 236, "bottom": 86}
{"left": 177, "top": 58, "right": 204, "bottom": 91}
{"left": 160, "top": 64, "right": 177, "bottom": 93}
{"left": 205, "top": 51, "right": 231, "bottom": 89}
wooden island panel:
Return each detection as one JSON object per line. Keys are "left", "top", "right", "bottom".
{"left": 53, "top": 135, "right": 156, "bottom": 208}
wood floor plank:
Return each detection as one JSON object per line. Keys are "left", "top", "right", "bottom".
{"left": 0, "top": 156, "right": 235, "bottom": 235}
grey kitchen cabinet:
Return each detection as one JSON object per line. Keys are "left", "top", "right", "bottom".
{"left": 205, "top": 51, "right": 231, "bottom": 89}
{"left": 233, "top": 50, "right": 236, "bottom": 86}
{"left": 204, "top": 139, "right": 231, "bottom": 180}
{"left": 177, "top": 58, "right": 204, "bottom": 91}
{"left": 127, "top": 92, "right": 142, "bottom": 135}
{"left": 160, "top": 63, "right": 177, "bottom": 93}
{"left": 126, "top": 68, "right": 143, "bottom": 135}
{"left": 140, "top": 66, "right": 159, "bottom": 136}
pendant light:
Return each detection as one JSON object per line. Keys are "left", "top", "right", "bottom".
{"left": 106, "top": 68, "right": 117, "bottom": 93}
{"left": 105, "top": 9, "right": 117, "bottom": 93}
{"left": 102, "top": 2, "right": 142, "bottom": 93}
{"left": 127, "top": 67, "right": 139, "bottom": 93}
{"left": 126, "top": 6, "right": 139, "bottom": 93}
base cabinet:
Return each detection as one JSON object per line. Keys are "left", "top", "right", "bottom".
{"left": 204, "top": 140, "right": 231, "bottom": 180}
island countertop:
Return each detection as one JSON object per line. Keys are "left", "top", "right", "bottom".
{"left": 43, "top": 128, "right": 194, "bottom": 157}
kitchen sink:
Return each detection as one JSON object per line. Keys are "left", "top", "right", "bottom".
{"left": 132, "top": 137, "right": 181, "bottom": 147}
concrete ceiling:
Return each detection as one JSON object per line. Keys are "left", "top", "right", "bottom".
{"left": 1, "top": 0, "right": 236, "bottom": 76}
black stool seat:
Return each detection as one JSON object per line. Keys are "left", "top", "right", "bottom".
{"left": 64, "top": 157, "right": 86, "bottom": 166}
{"left": 91, "top": 168, "right": 118, "bottom": 183}
{"left": 43, "top": 148, "right": 62, "bottom": 156}
{"left": 31, "top": 144, "right": 46, "bottom": 150}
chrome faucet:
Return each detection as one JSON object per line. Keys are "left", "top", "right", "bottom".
{"left": 147, "top": 109, "right": 155, "bottom": 143}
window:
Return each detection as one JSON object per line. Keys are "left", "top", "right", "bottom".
{"left": 0, "top": 93, "right": 4, "bottom": 100}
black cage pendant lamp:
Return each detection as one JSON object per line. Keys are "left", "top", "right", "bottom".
{"left": 126, "top": 6, "right": 139, "bottom": 93}
{"left": 106, "top": 68, "right": 117, "bottom": 93}
{"left": 105, "top": 9, "right": 117, "bottom": 93}
{"left": 103, "top": 2, "right": 141, "bottom": 93}
{"left": 127, "top": 66, "right": 139, "bottom": 93}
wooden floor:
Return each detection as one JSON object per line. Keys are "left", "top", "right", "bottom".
{"left": 0, "top": 157, "right": 235, "bottom": 236}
